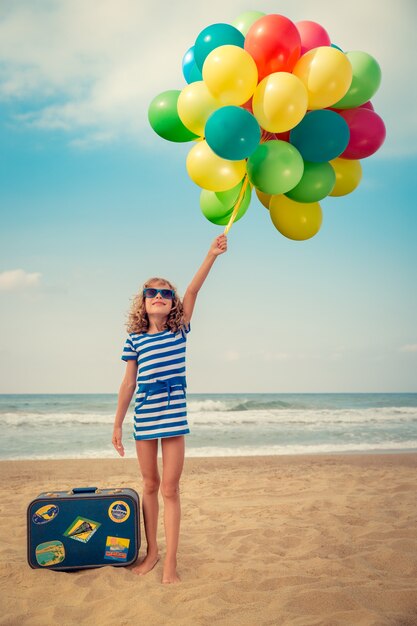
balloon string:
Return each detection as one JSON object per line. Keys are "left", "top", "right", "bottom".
{"left": 261, "top": 131, "right": 274, "bottom": 143}
{"left": 224, "top": 127, "right": 273, "bottom": 235}
{"left": 224, "top": 175, "right": 250, "bottom": 235}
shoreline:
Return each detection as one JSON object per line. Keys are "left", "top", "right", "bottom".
{"left": 4, "top": 450, "right": 417, "bottom": 470}
{"left": 2, "top": 448, "right": 417, "bottom": 464}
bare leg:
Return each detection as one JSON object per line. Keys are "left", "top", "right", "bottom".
{"left": 160, "top": 435, "right": 185, "bottom": 584}
{"left": 132, "top": 439, "right": 161, "bottom": 575}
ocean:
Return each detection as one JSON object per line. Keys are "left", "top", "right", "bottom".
{"left": 1, "top": 393, "right": 416, "bottom": 460}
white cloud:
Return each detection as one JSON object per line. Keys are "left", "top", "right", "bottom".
{"left": 0, "top": 269, "right": 42, "bottom": 292}
{"left": 400, "top": 344, "right": 417, "bottom": 353}
{"left": 0, "top": 0, "right": 416, "bottom": 154}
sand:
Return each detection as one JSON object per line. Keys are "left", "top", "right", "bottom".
{"left": 1, "top": 453, "right": 417, "bottom": 626}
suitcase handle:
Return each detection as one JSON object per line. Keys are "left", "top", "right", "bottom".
{"left": 71, "top": 487, "right": 98, "bottom": 494}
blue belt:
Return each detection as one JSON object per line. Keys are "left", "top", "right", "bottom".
{"left": 136, "top": 376, "right": 187, "bottom": 411}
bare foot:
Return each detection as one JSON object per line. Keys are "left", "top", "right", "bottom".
{"left": 132, "top": 552, "right": 160, "bottom": 576}
{"left": 162, "top": 557, "right": 181, "bottom": 584}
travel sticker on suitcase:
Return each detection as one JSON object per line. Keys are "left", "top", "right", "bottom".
{"left": 108, "top": 500, "right": 130, "bottom": 523}
{"left": 104, "top": 536, "right": 130, "bottom": 561}
{"left": 63, "top": 516, "right": 101, "bottom": 543}
{"left": 32, "top": 504, "right": 59, "bottom": 525}
{"left": 35, "top": 540, "right": 65, "bottom": 567}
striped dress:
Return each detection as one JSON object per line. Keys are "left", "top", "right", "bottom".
{"left": 121, "top": 323, "right": 191, "bottom": 440}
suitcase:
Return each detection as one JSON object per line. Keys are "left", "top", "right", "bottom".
{"left": 27, "top": 486, "right": 140, "bottom": 570}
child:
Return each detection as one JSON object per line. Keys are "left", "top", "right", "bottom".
{"left": 112, "top": 234, "right": 228, "bottom": 584}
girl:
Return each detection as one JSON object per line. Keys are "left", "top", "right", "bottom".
{"left": 112, "top": 234, "right": 228, "bottom": 584}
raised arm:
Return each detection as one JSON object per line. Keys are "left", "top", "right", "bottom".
{"left": 182, "top": 234, "right": 227, "bottom": 324}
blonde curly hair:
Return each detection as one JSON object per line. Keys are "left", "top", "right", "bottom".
{"left": 126, "top": 277, "right": 186, "bottom": 335}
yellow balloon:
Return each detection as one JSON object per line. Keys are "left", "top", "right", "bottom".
{"left": 293, "top": 47, "right": 353, "bottom": 110}
{"left": 252, "top": 72, "right": 308, "bottom": 133}
{"left": 186, "top": 140, "right": 246, "bottom": 191}
{"left": 269, "top": 195, "right": 322, "bottom": 240}
{"left": 177, "top": 81, "right": 220, "bottom": 137}
{"left": 202, "top": 45, "right": 258, "bottom": 106}
{"left": 329, "top": 158, "right": 362, "bottom": 196}
{"left": 255, "top": 187, "right": 271, "bottom": 209}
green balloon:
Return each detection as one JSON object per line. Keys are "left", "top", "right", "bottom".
{"left": 247, "top": 141, "right": 304, "bottom": 195}
{"left": 285, "top": 161, "right": 336, "bottom": 202}
{"left": 200, "top": 181, "right": 251, "bottom": 225}
{"left": 333, "top": 51, "right": 382, "bottom": 109}
{"left": 232, "top": 11, "right": 265, "bottom": 36}
{"left": 148, "top": 90, "right": 198, "bottom": 142}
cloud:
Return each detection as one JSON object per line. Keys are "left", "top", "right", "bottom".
{"left": 0, "top": 0, "right": 416, "bottom": 154}
{"left": 400, "top": 344, "right": 417, "bottom": 353}
{"left": 0, "top": 269, "right": 42, "bottom": 292}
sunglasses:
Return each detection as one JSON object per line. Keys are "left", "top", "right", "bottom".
{"left": 143, "top": 288, "right": 175, "bottom": 300}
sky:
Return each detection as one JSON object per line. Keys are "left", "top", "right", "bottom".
{"left": 0, "top": 0, "right": 416, "bottom": 394}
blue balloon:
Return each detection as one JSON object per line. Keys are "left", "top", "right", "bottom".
{"left": 182, "top": 46, "right": 202, "bottom": 84}
{"left": 194, "top": 23, "right": 244, "bottom": 71}
{"left": 205, "top": 106, "right": 261, "bottom": 161}
{"left": 289, "top": 110, "right": 350, "bottom": 163}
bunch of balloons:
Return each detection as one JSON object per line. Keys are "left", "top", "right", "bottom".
{"left": 148, "top": 11, "right": 385, "bottom": 241}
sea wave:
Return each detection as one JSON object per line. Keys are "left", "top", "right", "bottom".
{"left": 2, "top": 406, "right": 417, "bottom": 428}
{"left": 187, "top": 398, "right": 417, "bottom": 414}
{"left": 188, "top": 407, "right": 417, "bottom": 426}
{"left": 188, "top": 398, "right": 295, "bottom": 412}
{"left": 0, "top": 412, "right": 115, "bottom": 427}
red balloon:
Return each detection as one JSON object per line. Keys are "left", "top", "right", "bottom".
{"left": 273, "top": 130, "right": 291, "bottom": 142}
{"left": 338, "top": 108, "right": 386, "bottom": 159}
{"left": 244, "top": 14, "right": 301, "bottom": 81}
{"left": 241, "top": 98, "right": 253, "bottom": 113}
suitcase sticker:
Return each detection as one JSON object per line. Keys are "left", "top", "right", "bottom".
{"left": 63, "top": 516, "right": 101, "bottom": 543}
{"left": 32, "top": 504, "right": 59, "bottom": 525}
{"left": 35, "top": 540, "right": 65, "bottom": 567}
{"left": 104, "top": 536, "right": 130, "bottom": 561}
{"left": 108, "top": 501, "right": 130, "bottom": 523}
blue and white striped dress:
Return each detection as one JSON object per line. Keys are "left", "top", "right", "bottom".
{"left": 121, "top": 323, "right": 191, "bottom": 440}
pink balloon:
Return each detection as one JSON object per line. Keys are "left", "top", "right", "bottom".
{"left": 338, "top": 108, "right": 386, "bottom": 159}
{"left": 295, "top": 20, "right": 331, "bottom": 54}
{"left": 359, "top": 101, "right": 374, "bottom": 111}
{"left": 331, "top": 101, "right": 374, "bottom": 114}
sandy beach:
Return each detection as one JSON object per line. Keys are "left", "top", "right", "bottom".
{"left": 2, "top": 453, "right": 417, "bottom": 626}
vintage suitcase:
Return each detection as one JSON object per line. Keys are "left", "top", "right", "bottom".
{"left": 27, "top": 486, "right": 140, "bottom": 570}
